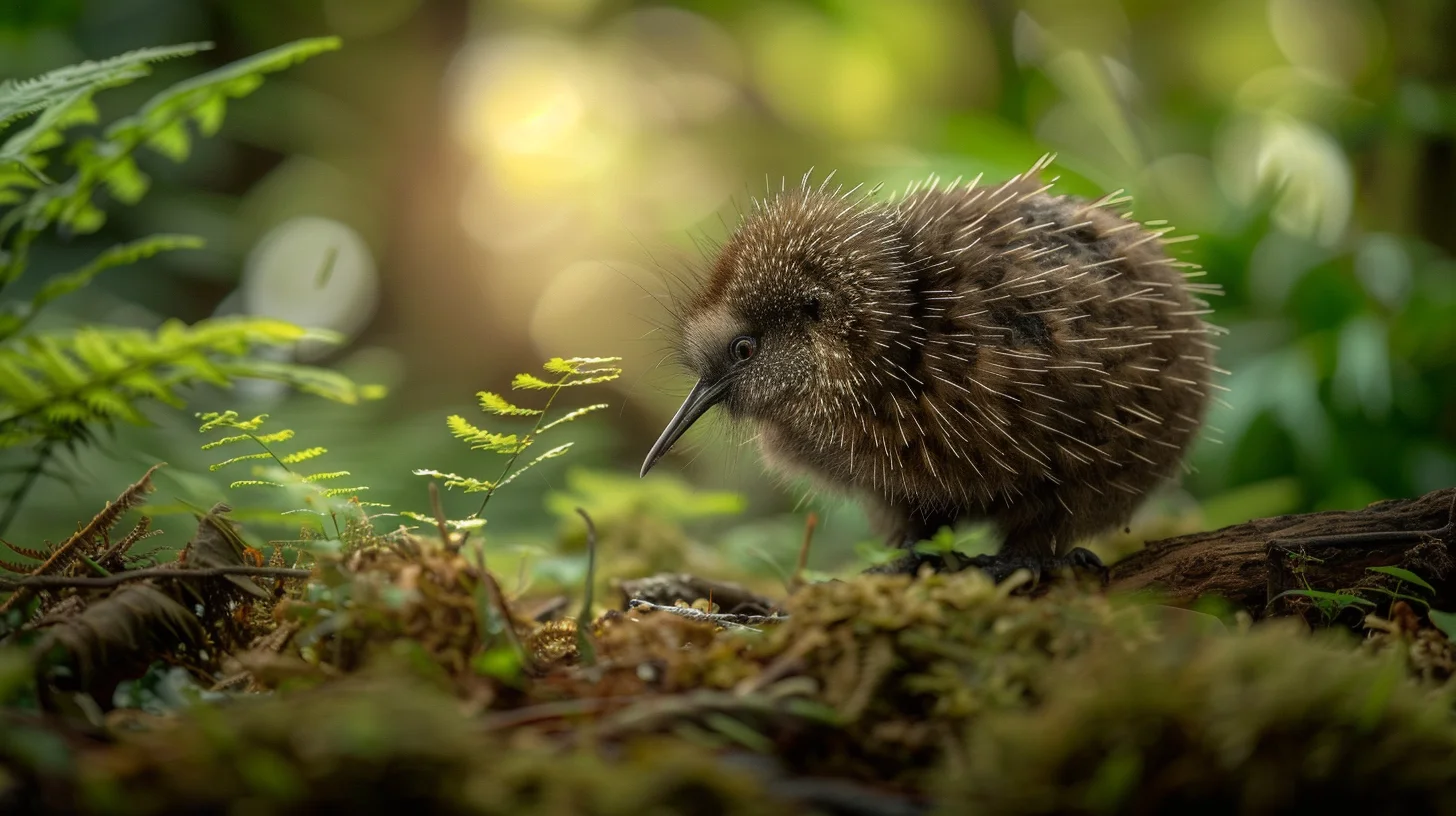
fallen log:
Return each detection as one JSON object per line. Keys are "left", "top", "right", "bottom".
{"left": 1109, "top": 487, "right": 1456, "bottom": 616}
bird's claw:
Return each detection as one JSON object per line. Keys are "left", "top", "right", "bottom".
{"left": 965, "top": 546, "right": 1108, "bottom": 586}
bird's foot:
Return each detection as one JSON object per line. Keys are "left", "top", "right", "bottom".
{"left": 964, "top": 546, "right": 1108, "bottom": 586}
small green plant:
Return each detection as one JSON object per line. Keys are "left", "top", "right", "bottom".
{"left": 198, "top": 410, "right": 382, "bottom": 542}
{"left": 1271, "top": 555, "right": 1446, "bottom": 625}
{"left": 411, "top": 356, "right": 622, "bottom": 530}
{"left": 0, "top": 38, "right": 382, "bottom": 532}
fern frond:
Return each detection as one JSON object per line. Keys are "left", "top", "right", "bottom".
{"left": 511, "top": 372, "right": 555, "bottom": 390}
{"left": 0, "top": 42, "right": 209, "bottom": 129}
{"left": 0, "top": 234, "right": 204, "bottom": 340}
{"left": 0, "top": 464, "right": 159, "bottom": 614}
{"left": 494, "top": 443, "right": 573, "bottom": 490}
{"left": 538, "top": 403, "right": 607, "bottom": 433}
{"left": 398, "top": 511, "right": 485, "bottom": 531}
{"left": 445, "top": 415, "right": 483, "bottom": 439}
{"left": 17, "top": 38, "right": 338, "bottom": 238}
{"left": 302, "top": 470, "right": 350, "bottom": 482}
{"left": 0, "top": 320, "right": 378, "bottom": 447}
{"left": 320, "top": 486, "right": 369, "bottom": 498}
{"left": 199, "top": 433, "right": 252, "bottom": 449}
{"left": 209, "top": 452, "right": 273, "bottom": 471}
{"left": 477, "top": 391, "right": 541, "bottom": 416}
{"left": 228, "top": 479, "right": 285, "bottom": 489}
{"left": 543, "top": 356, "right": 621, "bottom": 374}
{"left": 279, "top": 446, "right": 326, "bottom": 465}
{"left": 198, "top": 411, "right": 267, "bottom": 432}
{"left": 445, "top": 415, "right": 525, "bottom": 453}
{"left": 106, "top": 37, "right": 340, "bottom": 158}
{"left": 413, "top": 468, "right": 495, "bottom": 493}
{"left": 2, "top": 538, "right": 50, "bottom": 561}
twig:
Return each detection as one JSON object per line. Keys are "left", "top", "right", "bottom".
{"left": 626, "top": 599, "right": 787, "bottom": 631}
{"left": 790, "top": 511, "right": 817, "bottom": 591}
{"left": 0, "top": 565, "right": 312, "bottom": 591}
{"left": 575, "top": 507, "right": 599, "bottom": 665}
{"left": 0, "top": 439, "right": 54, "bottom": 538}
{"left": 429, "top": 481, "right": 461, "bottom": 553}
{"left": 478, "top": 694, "right": 646, "bottom": 732}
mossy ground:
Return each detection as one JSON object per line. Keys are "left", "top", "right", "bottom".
{"left": 4, "top": 529, "right": 1456, "bottom": 814}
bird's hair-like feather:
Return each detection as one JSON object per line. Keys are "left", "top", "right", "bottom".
{"left": 667, "top": 154, "right": 1224, "bottom": 556}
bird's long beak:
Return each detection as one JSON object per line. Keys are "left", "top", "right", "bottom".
{"left": 640, "top": 377, "right": 731, "bottom": 477}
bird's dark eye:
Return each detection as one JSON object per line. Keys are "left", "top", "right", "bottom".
{"left": 730, "top": 336, "right": 757, "bottom": 362}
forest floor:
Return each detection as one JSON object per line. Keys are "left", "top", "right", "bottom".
{"left": 3, "top": 476, "right": 1456, "bottom": 814}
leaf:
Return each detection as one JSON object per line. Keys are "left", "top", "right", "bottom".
{"left": 105, "top": 38, "right": 341, "bottom": 158}
{"left": 1429, "top": 609, "right": 1456, "bottom": 641}
{"left": 495, "top": 443, "right": 573, "bottom": 490}
{"left": 511, "top": 372, "right": 556, "bottom": 390}
{"left": 1366, "top": 565, "right": 1436, "bottom": 594}
{"left": 33, "top": 584, "right": 206, "bottom": 703}
{"left": 183, "top": 502, "right": 268, "bottom": 597}
{"left": 279, "top": 446, "right": 326, "bottom": 465}
{"left": 0, "top": 42, "right": 210, "bottom": 129}
{"left": 538, "top": 403, "right": 607, "bottom": 433}
{"left": 1270, "top": 589, "right": 1375, "bottom": 609}
{"left": 0, "top": 234, "right": 203, "bottom": 342}
{"left": 209, "top": 452, "right": 273, "bottom": 471}
{"left": 476, "top": 391, "right": 541, "bottom": 416}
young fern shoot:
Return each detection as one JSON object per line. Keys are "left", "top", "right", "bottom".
{"left": 198, "top": 410, "right": 382, "bottom": 539}
{"left": 411, "top": 356, "right": 622, "bottom": 531}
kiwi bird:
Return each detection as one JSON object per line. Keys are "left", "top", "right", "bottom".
{"left": 640, "top": 155, "right": 1224, "bottom": 576}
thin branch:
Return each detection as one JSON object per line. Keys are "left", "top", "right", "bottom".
{"left": 575, "top": 507, "right": 598, "bottom": 665}
{"left": 790, "top": 511, "right": 818, "bottom": 591}
{"left": 626, "top": 598, "right": 787, "bottom": 631}
{"left": 0, "top": 439, "right": 54, "bottom": 537}
{"left": 0, "top": 565, "right": 312, "bottom": 591}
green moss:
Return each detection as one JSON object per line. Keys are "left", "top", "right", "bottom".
{"left": 69, "top": 671, "right": 794, "bottom": 816}
{"left": 947, "top": 625, "right": 1456, "bottom": 813}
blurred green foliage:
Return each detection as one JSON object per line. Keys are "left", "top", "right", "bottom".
{"left": 0, "top": 0, "right": 1451, "bottom": 574}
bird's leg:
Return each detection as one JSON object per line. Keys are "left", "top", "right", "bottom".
{"left": 964, "top": 545, "right": 1108, "bottom": 585}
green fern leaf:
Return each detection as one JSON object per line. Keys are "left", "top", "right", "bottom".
{"left": 199, "top": 433, "right": 254, "bottom": 450}
{"left": 280, "top": 446, "right": 326, "bottom": 465}
{"left": 214, "top": 358, "right": 379, "bottom": 404}
{"left": 446, "top": 415, "right": 484, "bottom": 439}
{"left": 209, "top": 452, "right": 273, "bottom": 471}
{"left": 560, "top": 373, "right": 621, "bottom": 387}
{"left": 228, "top": 479, "right": 285, "bottom": 489}
{"left": 302, "top": 471, "right": 351, "bottom": 482}
{"left": 198, "top": 410, "right": 262, "bottom": 432}
{"left": 538, "top": 403, "right": 607, "bottom": 432}
{"left": 494, "top": 443, "right": 573, "bottom": 490}
{"left": 0, "top": 234, "right": 204, "bottom": 341}
{"left": 511, "top": 372, "right": 555, "bottom": 390}
{"left": 17, "top": 39, "right": 336, "bottom": 237}
{"left": 477, "top": 391, "right": 541, "bottom": 416}
{"left": 104, "top": 38, "right": 340, "bottom": 162}
{"left": 0, "top": 89, "right": 97, "bottom": 184}
{"left": 253, "top": 429, "right": 295, "bottom": 444}
{"left": 398, "top": 511, "right": 485, "bottom": 530}
{"left": 320, "top": 486, "right": 369, "bottom": 498}
{"left": 78, "top": 386, "right": 144, "bottom": 423}
{"left": 0, "top": 353, "right": 51, "bottom": 404}
{"left": 0, "top": 42, "right": 210, "bottom": 129}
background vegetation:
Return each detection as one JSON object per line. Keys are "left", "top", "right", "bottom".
{"left": 1, "top": 0, "right": 1452, "bottom": 579}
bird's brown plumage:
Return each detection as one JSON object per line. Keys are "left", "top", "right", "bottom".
{"left": 647, "top": 155, "right": 1224, "bottom": 559}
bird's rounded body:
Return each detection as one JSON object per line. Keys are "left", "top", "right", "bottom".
{"left": 645, "top": 156, "right": 1222, "bottom": 560}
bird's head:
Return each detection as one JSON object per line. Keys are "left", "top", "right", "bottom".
{"left": 641, "top": 184, "right": 913, "bottom": 477}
